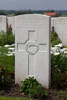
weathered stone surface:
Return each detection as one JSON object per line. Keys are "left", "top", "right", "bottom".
{"left": 15, "top": 14, "right": 51, "bottom": 88}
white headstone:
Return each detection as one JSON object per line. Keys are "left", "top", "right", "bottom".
{"left": 51, "top": 17, "right": 67, "bottom": 46}
{"left": 15, "top": 14, "right": 51, "bottom": 88}
{"left": 0, "top": 15, "right": 7, "bottom": 33}
{"left": 8, "top": 16, "right": 15, "bottom": 34}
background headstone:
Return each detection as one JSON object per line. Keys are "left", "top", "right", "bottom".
{"left": 51, "top": 17, "right": 67, "bottom": 46}
{"left": 0, "top": 15, "right": 7, "bottom": 33}
{"left": 8, "top": 16, "right": 15, "bottom": 34}
{"left": 15, "top": 14, "right": 51, "bottom": 88}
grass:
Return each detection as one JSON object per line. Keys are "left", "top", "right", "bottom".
{"left": 0, "top": 46, "right": 15, "bottom": 73}
{"left": 56, "top": 90, "right": 67, "bottom": 98}
{"left": 51, "top": 31, "right": 61, "bottom": 47}
{"left": 64, "top": 46, "right": 67, "bottom": 48}
{"left": 0, "top": 46, "right": 37, "bottom": 100}
{"left": 45, "top": 90, "right": 67, "bottom": 98}
{"left": 0, "top": 96, "right": 35, "bottom": 100}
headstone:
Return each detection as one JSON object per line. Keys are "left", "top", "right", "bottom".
{"left": 0, "top": 15, "right": 7, "bottom": 33}
{"left": 51, "top": 17, "right": 67, "bottom": 46}
{"left": 8, "top": 16, "right": 15, "bottom": 34}
{"left": 15, "top": 14, "right": 51, "bottom": 88}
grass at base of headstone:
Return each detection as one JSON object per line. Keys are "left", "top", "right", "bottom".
{"left": 0, "top": 96, "right": 35, "bottom": 100}
{"left": 56, "top": 90, "right": 67, "bottom": 98}
{"left": 0, "top": 46, "right": 15, "bottom": 73}
{"left": 51, "top": 31, "right": 61, "bottom": 47}
{"left": 0, "top": 55, "right": 15, "bottom": 73}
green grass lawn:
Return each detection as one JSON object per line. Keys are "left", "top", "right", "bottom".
{"left": 0, "top": 46, "right": 15, "bottom": 73}
{"left": 0, "top": 96, "right": 35, "bottom": 100}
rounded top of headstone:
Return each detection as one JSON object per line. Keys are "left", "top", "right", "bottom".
{"left": 0, "top": 15, "right": 7, "bottom": 17}
{"left": 15, "top": 14, "right": 50, "bottom": 18}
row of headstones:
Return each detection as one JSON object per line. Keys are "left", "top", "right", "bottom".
{"left": 0, "top": 14, "right": 50, "bottom": 88}
{"left": 0, "top": 15, "right": 67, "bottom": 46}
{"left": 0, "top": 14, "right": 66, "bottom": 88}
{"left": 0, "top": 15, "right": 15, "bottom": 33}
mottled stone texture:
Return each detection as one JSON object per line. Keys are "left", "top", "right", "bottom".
{"left": 15, "top": 14, "right": 51, "bottom": 88}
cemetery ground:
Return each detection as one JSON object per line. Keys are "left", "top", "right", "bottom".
{"left": 0, "top": 15, "right": 67, "bottom": 99}
{"left": 0, "top": 96, "right": 35, "bottom": 100}
{"left": 0, "top": 45, "right": 35, "bottom": 100}
{"left": 0, "top": 45, "right": 15, "bottom": 73}
{"left": 0, "top": 48, "right": 67, "bottom": 99}
{"left": 0, "top": 32, "right": 67, "bottom": 100}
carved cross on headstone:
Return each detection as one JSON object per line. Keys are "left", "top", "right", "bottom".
{"left": 17, "top": 30, "right": 47, "bottom": 75}
{"left": 15, "top": 14, "right": 50, "bottom": 88}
